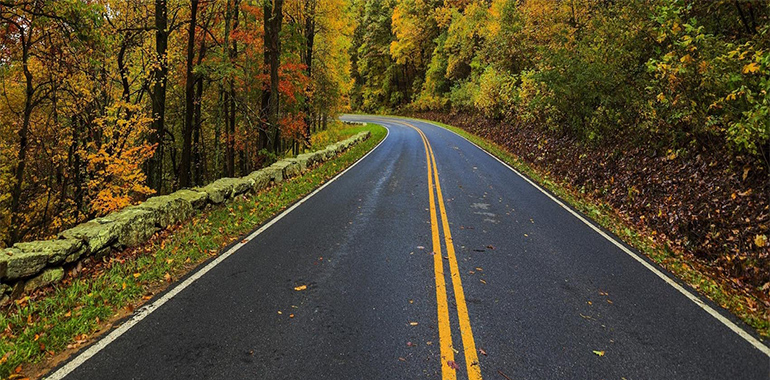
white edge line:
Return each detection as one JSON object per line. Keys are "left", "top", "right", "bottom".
{"left": 46, "top": 126, "right": 391, "bottom": 380}
{"left": 380, "top": 115, "right": 770, "bottom": 357}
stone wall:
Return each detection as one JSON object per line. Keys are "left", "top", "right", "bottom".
{"left": 0, "top": 131, "right": 370, "bottom": 304}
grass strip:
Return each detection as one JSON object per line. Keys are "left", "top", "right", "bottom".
{"left": 0, "top": 123, "right": 387, "bottom": 379}
{"left": 398, "top": 115, "right": 769, "bottom": 339}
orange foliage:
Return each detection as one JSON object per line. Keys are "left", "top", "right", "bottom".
{"left": 85, "top": 102, "right": 155, "bottom": 216}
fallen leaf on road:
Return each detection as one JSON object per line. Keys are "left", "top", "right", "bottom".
{"left": 480, "top": 279, "right": 487, "bottom": 284}
{"left": 417, "top": 246, "right": 425, "bottom": 250}
{"left": 479, "top": 348, "right": 487, "bottom": 356}
{"left": 475, "top": 267, "right": 483, "bottom": 271}
{"left": 409, "top": 322, "right": 418, "bottom": 326}
{"left": 398, "top": 357, "right": 406, "bottom": 362}
{"left": 755, "top": 234, "right": 767, "bottom": 248}
{"left": 406, "top": 341, "right": 414, "bottom": 347}
{"left": 593, "top": 350, "right": 605, "bottom": 357}
{"left": 486, "top": 245, "right": 495, "bottom": 250}
{"left": 294, "top": 285, "right": 307, "bottom": 291}
{"left": 447, "top": 360, "right": 460, "bottom": 370}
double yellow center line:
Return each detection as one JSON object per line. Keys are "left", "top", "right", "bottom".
{"left": 392, "top": 120, "right": 482, "bottom": 380}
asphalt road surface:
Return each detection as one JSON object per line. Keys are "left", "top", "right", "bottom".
{"left": 50, "top": 116, "right": 770, "bottom": 380}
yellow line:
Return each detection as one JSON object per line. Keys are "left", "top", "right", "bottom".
{"left": 425, "top": 133, "right": 483, "bottom": 380}
{"left": 393, "top": 119, "right": 482, "bottom": 380}
{"left": 414, "top": 123, "right": 456, "bottom": 380}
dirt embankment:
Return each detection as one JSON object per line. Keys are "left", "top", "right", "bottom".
{"left": 412, "top": 111, "right": 769, "bottom": 305}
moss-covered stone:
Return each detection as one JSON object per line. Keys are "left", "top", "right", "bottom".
{"left": 232, "top": 177, "right": 254, "bottom": 196}
{"left": 12, "top": 239, "right": 83, "bottom": 265}
{"left": 323, "top": 146, "right": 337, "bottom": 160}
{"left": 199, "top": 178, "right": 239, "bottom": 204}
{"left": 1, "top": 248, "right": 50, "bottom": 280}
{"left": 59, "top": 219, "right": 120, "bottom": 256}
{"left": 278, "top": 159, "right": 302, "bottom": 179}
{"left": 245, "top": 169, "right": 271, "bottom": 192}
{"left": 23, "top": 267, "right": 64, "bottom": 292}
{"left": 135, "top": 194, "right": 194, "bottom": 228}
{"left": 170, "top": 189, "right": 209, "bottom": 209}
{"left": 106, "top": 207, "right": 159, "bottom": 247}
{"left": 264, "top": 166, "right": 284, "bottom": 183}
{"left": 295, "top": 153, "right": 314, "bottom": 171}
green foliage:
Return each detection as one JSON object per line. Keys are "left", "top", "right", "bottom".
{"left": 352, "top": 0, "right": 770, "bottom": 158}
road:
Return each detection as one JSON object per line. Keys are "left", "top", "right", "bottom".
{"left": 50, "top": 116, "right": 769, "bottom": 380}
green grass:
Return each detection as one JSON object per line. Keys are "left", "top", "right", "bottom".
{"left": 0, "top": 123, "right": 387, "bottom": 378}
{"left": 390, "top": 114, "right": 770, "bottom": 338}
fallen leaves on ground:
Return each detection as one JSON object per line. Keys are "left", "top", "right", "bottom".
{"left": 593, "top": 350, "right": 605, "bottom": 357}
{"left": 294, "top": 285, "right": 307, "bottom": 291}
{"left": 447, "top": 360, "right": 460, "bottom": 370}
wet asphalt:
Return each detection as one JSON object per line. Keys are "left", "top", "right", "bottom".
{"left": 57, "top": 116, "right": 770, "bottom": 380}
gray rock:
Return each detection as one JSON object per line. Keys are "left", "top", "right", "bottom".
{"left": 280, "top": 159, "right": 302, "bottom": 179}
{"left": 263, "top": 166, "right": 284, "bottom": 183}
{"left": 295, "top": 153, "right": 315, "bottom": 171}
{"left": 245, "top": 170, "right": 271, "bottom": 192}
{"left": 24, "top": 267, "right": 64, "bottom": 292}
{"left": 135, "top": 194, "right": 194, "bottom": 228}
{"left": 199, "top": 178, "right": 239, "bottom": 204}
{"left": 170, "top": 189, "right": 209, "bottom": 209}
{"left": 323, "top": 147, "right": 337, "bottom": 160}
{"left": 1, "top": 247, "right": 49, "bottom": 280}
{"left": 310, "top": 151, "right": 326, "bottom": 165}
{"left": 267, "top": 160, "right": 301, "bottom": 182}
{"left": 12, "top": 239, "right": 83, "bottom": 265}
{"left": 232, "top": 177, "right": 254, "bottom": 196}
{"left": 59, "top": 219, "right": 121, "bottom": 256}
{"left": 106, "top": 207, "right": 159, "bottom": 248}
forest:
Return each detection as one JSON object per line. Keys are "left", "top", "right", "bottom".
{"left": 350, "top": 0, "right": 769, "bottom": 161}
{"left": 348, "top": 0, "right": 770, "bottom": 298}
{"left": 2, "top": 1, "right": 769, "bottom": 290}
{"left": 1, "top": 0, "right": 353, "bottom": 246}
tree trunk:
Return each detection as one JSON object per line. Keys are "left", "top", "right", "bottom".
{"left": 262, "top": 0, "right": 284, "bottom": 154}
{"left": 230, "top": 0, "right": 240, "bottom": 175}
{"left": 149, "top": 0, "right": 169, "bottom": 192}
{"left": 8, "top": 34, "right": 35, "bottom": 245}
{"left": 303, "top": 0, "right": 316, "bottom": 147}
{"left": 193, "top": 16, "right": 208, "bottom": 186}
{"left": 179, "top": 0, "right": 199, "bottom": 189}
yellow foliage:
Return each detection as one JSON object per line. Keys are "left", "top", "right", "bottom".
{"left": 85, "top": 102, "right": 155, "bottom": 216}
